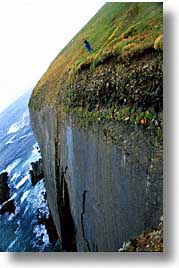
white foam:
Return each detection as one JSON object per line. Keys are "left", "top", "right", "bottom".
{"left": 6, "top": 135, "right": 16, "bottom": 145}
{"left": 20, "top": 190, "right": 30, "bottom": 203}
{"left": 5, "top": 158, "right": 21, "bottom": 174}
{"left": 0, "top": 193, "right": 16, "bottom": 208}
{"left": 16, "top": 174, "right": 30, "bottom": 189}
{"left": 7, "top": 213, "right": 15, "bottom": 221}
{"left": 10, "top": 192, "right": 17, "bottom": 200}
{"left": 19, "top": 133, "right": 32, "bottom": 140}
{"left": 6, "top": 237, "right": 18, "bottom": 251}
{"left": 10, "top": 172, "right": 20, "bottom": 182}
{"left": 22, "top": 143, "right": 41, "bottom": 170}
{"left": 14, "top": 220, "right": 21, "bottom": 235}
{"left": 33, "top": 224, "right": 50, "bottom": 251}
{"left": 31, "top": 143, "right": 41, "bottom": 160}
{"left": 42, "top": 229, "right": 50, "bottom": 244}
{"left": 7, "top": 121, "right": 24, "bottom": 134}
{"left": 7, "top": 111, "right": 29, "bottom": 135}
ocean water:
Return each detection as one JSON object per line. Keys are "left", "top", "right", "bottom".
{"left": 0, "top": 91, "right": 56, "bottom": 252}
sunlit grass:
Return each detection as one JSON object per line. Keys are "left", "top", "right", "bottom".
{"left": 30, "top": 2, "right": 163, "bottom": 110}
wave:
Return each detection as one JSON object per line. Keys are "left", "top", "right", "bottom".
{"left": 20, "top": 190, "right": 30, "bottom": 204}
{"left": 15, "top": 174, "right": 30, "bottom": 189}
{"left": 6, "top": 237, "right": 18, "bottom": 251}
{"left": 0, "top": 158, "right": 21, "bottom": 174}
{"left": 5, "top": 135, "right": 16, "bottom": 145}
{"left": 22, "top": 143, "right": 40, "bottom": 170}
{"left": 7, "top": 111, "right": 29, "bottom": 135}
{"left": 32, "top": 224, "right": 50, "bottom": 251}
{"left": 18, "top": 133, "right": 32, "bottom": 140}
{"left": 10, "top": 172, "right": 20, "bottom": 182}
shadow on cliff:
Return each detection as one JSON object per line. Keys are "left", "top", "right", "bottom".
{"left": 9, "top": 11, "right": 173, "bottom": 262}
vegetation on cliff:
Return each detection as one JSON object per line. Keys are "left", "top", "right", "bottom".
{"left": 29, "top": 2, "right": 163, "bottom": 112}
{"left": 65, "top": 51, "right": 162, "bottom": 128}
{"left": 119, "top": 219, "right": 163, "bottom": 252}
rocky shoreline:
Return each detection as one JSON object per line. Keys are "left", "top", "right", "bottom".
{"left": 29, "top": 160, "right": 59, "bottom": 246}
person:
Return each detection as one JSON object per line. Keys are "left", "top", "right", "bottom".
{"left": 84, "top": 39, "right": 94, "bottom": 53}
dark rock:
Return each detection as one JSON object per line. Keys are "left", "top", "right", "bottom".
{"left": 0, "top": 172, "right": 15, "bottom": 214}
{"left": 38, "top": 212, "right": 59, "bottom": 246}
{"left": 0, "top": 172, "right": 9, "bottom": 204}
{"left": 29, "top": 159, "right": 44, "bottom": 186}
{"left": 0, "top": 200, "right": 15, "bottom": 215}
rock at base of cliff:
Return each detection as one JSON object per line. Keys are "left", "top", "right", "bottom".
{"left": 29, "top": 159, "right": 44, "bottom": 186}
{"left": 0, "top": 171, "right": 16, "bottom": 214}
{"left": 37, "top": 210, "right": 59, "bottom": 246}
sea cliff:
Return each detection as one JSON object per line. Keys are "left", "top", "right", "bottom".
{"left": 29, "top": 2, "right": 163, "bottom": 252}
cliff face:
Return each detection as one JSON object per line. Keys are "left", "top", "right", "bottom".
{"left": 30, "top": 104, "right": 162, "bottom": 252}
{"left": 29, "top": 2, "right": 163, "bottom": 251}
{"left": 29, "top": 53, "right": 163, "bottom": 250}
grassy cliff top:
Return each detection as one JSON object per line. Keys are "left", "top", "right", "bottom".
{"left": 29, "top": 2, "right": 163, "bottom": 110}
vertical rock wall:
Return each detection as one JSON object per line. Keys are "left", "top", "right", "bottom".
{"left": 29, "top": 107, "right": 162, "bottom": 252}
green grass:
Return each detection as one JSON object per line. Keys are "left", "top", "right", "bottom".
{"left": 64, "top": 105, "right": 162, "bottom": 129}
{"left": 30, "top": 2, "right": 163, "bottom": 110}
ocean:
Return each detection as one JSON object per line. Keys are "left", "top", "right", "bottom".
{"left": 0, "top": 91, "right": 58, "bottom": 252}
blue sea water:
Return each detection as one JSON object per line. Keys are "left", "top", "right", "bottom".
{"left": 0, "top": 91, "right": 56, "bottom": 252}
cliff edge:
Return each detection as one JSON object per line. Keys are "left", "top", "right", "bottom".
{"left": 29, "top": 3, "right": 163, "bottom": 252}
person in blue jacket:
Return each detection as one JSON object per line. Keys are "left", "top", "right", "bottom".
{"left": 84, "top": 39, "right": 94, "bottom": 53}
